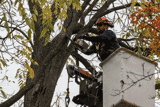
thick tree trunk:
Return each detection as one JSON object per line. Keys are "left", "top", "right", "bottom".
{"left": 24, "top": 44, "right": 72, "bottom": 107}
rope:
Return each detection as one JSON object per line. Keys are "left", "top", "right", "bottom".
{"left": 65, "top": 76, "right": 70, "bottom": 107}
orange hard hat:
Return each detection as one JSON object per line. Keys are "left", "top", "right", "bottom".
{"left": 96, "top": 17, "right": 114, "bottom": 28}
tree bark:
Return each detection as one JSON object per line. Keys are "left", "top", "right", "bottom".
{"left": 24, "top": 44, "right": 73, "bottom": 107}
{"left": 1, "top": 1, "right": 159, "bottom": 107}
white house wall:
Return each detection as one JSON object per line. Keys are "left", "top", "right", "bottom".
{"left": 101, "top": 48, "right": 156, "bottom": 107}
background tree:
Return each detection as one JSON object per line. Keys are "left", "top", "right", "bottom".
{"left": 129, "top": 0, "right": 160, "bottom": 100}
{"left": 129, "top": 0, "right": 160, "bottom": 57}
{"left": 0, "top": 0, "right": 160, "bottom": 107}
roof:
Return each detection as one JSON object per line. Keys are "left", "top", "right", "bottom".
{"left": 112, "top": 99, "right": 140, "bottom": 107}
{"left": 100, "top": 47, "right": 158, "bottom": 67}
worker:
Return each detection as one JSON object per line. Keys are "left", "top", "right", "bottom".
{"left": 78, "top": 17, "right": 120, "bottom": 61}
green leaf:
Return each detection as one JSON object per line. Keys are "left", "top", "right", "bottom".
{"left": 18, "top": 80, "right": 23, "bottom": 84}
{"left": 131, "top": 0, "right": 136, "bottom": 10}
{"left": 68, "top": 0, "right": 72, "bottom": 6}
{"left": 28, "top": 29, "right": 32, "bottom": 40}
{"left": 0, "top": 59, "right": 7, "bottom": 67}
{"left": 25, "top": 62, "right": 34, "bottom": 79}
{"left": 44, "top": 35, "right": 50, "bottom": 45}
{"left": 40, "top": 27, "right": 48, "bottom": 38}
{"left": 15, "top": 35, "right": 23, "bottom": 39}
{"left": 117, "top": 19, "right": 120, "bottom": 23}
{"left": 4, "top": 22, "right": 9, "bottom": 32}
{"left": 17, "top": 68, "right": 20, "bottom": 73}
{"left": 71, "top": 59, "right": 75, "bottom": 65}
{"left": 30, "top": 19, "right": 35, "bottom": 34}
{"left": 32, "top": 14, "right": 37, "bottom": 22}
{"left": 122, "top": 35, "right": 125, "bottom": 39}
{"left": 34, "top": 7, "right": 38, "bottom": 16}
{"left": 5, "top": 76, "right": 8, "bottom": 81}
{"left": 0, "top": 64, "right": 2, "bottom": 70}
{"left": 142, "top": 30, "right": 147, "bottom": 35}
{"left": 14, "top": 0, "right": 18, "bottom": 6}
{"left": 48, "top": 24, "right": 54, "bottom": 32}
{"left": 1, "top": 90, "right": 7, "bottom": 98}
{"left": 138, "top": 47, "right": 142, "bottom": 53}
{"left": 62, "top": 26, "right": 66, "bottom": 32}
{"left": 25, "top": 18, "right": 30, "bottom": 26}
{"left": 2, "top": 15, "right": 6, "bottom": 21}
{"left": 20, "top": 82, "right": 26, "bottom": 90}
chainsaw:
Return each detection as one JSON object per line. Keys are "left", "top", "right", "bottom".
{"left": 66, "top": 65, "right": 103, "bottom": 107}
{"left": 75, "top": 39, "right": 89, "bottom": 53}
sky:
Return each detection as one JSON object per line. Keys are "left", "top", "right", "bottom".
{"left": 0, "top": 0, "right": 160, "bottom": 107}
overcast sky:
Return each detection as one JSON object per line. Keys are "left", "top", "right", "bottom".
{"left": 0, "top": 0, "right": 160, "bottom": 107}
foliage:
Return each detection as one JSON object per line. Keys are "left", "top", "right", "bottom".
{"left": 0, "top": 87, "right": 7, "bottom": 99}
{"left": 129, "top": 0, "right": 160, "bottom": 101}
{"left": 129, "top": 0, "right": 160, "bottom": 57}
{"left": 0, "top": 0, "right": 160, "bottom": 106}
{"left": 0, "top": 0, "right": 81, "bottom": 105}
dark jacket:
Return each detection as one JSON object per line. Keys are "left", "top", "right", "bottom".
{"left": 83, "top": 30, "right": 120, "bottom": 61}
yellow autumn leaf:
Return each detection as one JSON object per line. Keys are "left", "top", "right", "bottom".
{"left": 25, "top": 61, "right": 35, "bottom": 79}
{"left": 33, "top": 61, "right": 39, "bottom": 65}
{"left": 0, "top": 59, "right": 7, "bottom": 67}
{"left": 20, "top": 82, "right": 26, "bottom": 90}
{"left": 40, "top": 27, "right": 48, "bottom": 38}
{"left": 1, "top": 90, "right": 7, "bottom": 98}
{"left": 131, "top": 0, "right": 136, "bottom": 9}
{"left": 32, "top": 14, "right": 37, "bottom": 22}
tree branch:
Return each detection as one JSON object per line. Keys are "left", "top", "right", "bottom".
{"left": 80, "top": 0, "right": 99, "bottom": 24}
{"left": 80, "top": 0, "right": 91, "bottom": 12}
{"left": 0, "top": 25, "right": 34, "bottom": 48}
{"left": 0, "top": 70, "right": 42, "bottom": 107}
{"left": 51, "top": 2, "right": 60, "bottom": 26}
{"left": 71, "top": 51, "right": 97, "bottom": 74}
{"left": 104, "top": 3, "right": 132, "bottom": 15}
{"left": 14, "top": 27, "right": 34, "bottom": 48}
{"left": 101, "top": 3, "right": 140, "bottom": 16}
{"left": 119, "top": 38, "right": 137, "bottom": 41}
{"left": 0, "top": 38, "right": 72, "bottom": 107}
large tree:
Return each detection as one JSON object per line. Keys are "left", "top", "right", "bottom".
{"left": 0, "top": 0, "right": 160, "bottom": 107}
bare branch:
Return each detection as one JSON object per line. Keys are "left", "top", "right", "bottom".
{"left": 71, "top": 51, "right": 97, "bottom": 74}
{"left": 0, "top": 25, "right": 34, "bottom": 48}
{"left": 101, "top": 3, "right": 140, "bottom": 16}
{"left": 118, "top": 38, "right": 137, "bottom": 41}
{"left": 80, "top": 0, "right": 99, "bottom": 24}
{"left": 81, "top": 0, "right": 91, "bottom": 12}
{"left": 0, "top": 75, "right": 40, "bottom": 107}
